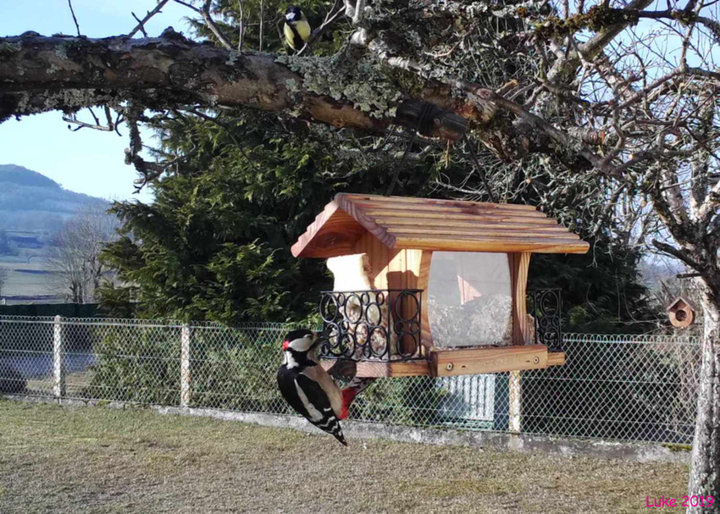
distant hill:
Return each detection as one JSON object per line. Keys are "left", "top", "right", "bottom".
{"left": 0, "top": 164, "right": 108, "bottom": 232}
{"left": 0, "top": 164, "right": 62, "bottom": 189}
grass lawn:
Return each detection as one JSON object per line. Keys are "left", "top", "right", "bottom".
{"left": 0, "top": 399, "right": 689, "bottom": 513}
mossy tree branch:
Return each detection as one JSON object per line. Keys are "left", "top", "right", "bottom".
{"left": 0, "top": 31, "right": 602, "bottom": 170}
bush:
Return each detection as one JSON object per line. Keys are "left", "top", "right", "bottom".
{"left": 84, "top": 325, "right": 288, "bottom": 412}
{"left": 189, "top": 328, "right": 287, "bottom": 412}
{"left": 352, "top": 375, "right": 448, "bottom": 426}
{"left": 84, "top": 327, "right": 181, "bottom": 405}
{"left": 0, "top": 364, "right": 26, "bottom": 393}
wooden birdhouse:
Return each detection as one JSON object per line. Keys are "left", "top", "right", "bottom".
{"left": 291, "top": 194, "right": 589, "bottom": 378}
{"left": 667, "top": 297, "right": 696, "bottom": 328}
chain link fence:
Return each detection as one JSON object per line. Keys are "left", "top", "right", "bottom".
{"left": 0, "top": 316, "right": 702, "bottom": 444}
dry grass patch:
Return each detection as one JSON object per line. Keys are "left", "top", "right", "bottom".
{"left": 0, "top": 399, "right": 688, "bottom": 513}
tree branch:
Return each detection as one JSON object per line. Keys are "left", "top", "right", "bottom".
{"left": 544, "top": 0, "right": 655, "bottom": 86}
{"left": 630, "top": 9, "right": 720, "bottom": 43}
{"left": 0, "top": 32, "right": 609, "bottom": 170}
{"left": 128, "top": 0, "right": 170, "bottom": 39}
{"left": 697, "top": 180, "right": 720, "bottom": 225}
{"left": 173, "top": 0, "right": 234, "bottom": 50}
{"left": 67, "top": 0, "right": 82, "bottom": 36}
{"left": 0, "top": 33, "right": 386, "bottom": 133}
{"left": 652, "top": 239, "right": 703, "bottom": 271}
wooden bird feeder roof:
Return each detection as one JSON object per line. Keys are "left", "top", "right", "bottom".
{"left": 291, "top": 193, "right": 589, "bottom": 258}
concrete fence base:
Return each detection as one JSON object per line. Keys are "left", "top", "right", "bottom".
{"left": 2, "top": 393, "right": 690, "bottom": 465}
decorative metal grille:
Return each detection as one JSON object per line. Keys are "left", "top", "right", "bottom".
{"left": 318, "top": 289, "right": 423, "bottom": 361}
{"left": 529, "top": 288, "right": 563, "bottom": 350}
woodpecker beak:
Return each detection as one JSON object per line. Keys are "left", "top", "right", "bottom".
{"left": 312, "top": 330, "right": 329, "bottom": 348}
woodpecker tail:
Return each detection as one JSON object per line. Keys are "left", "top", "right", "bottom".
{"left": 333, "top": 427, "right": 348, "bottom": 446}
{"left": 314, "top": 415, "right": 348, "bottom": 446}
{"left": 327, "top": 419, "right": 347, "bottom": 446}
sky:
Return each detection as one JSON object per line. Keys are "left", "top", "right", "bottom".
{"left": 0, "top": 1, "right": 192, "bottom": 202}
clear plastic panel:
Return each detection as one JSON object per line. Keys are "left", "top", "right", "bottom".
{"left": 428, "top": 252, "right": 512, "bottom": 347}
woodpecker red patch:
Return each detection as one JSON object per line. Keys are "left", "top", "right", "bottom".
{"left": 282, "top": 340, "right": 290, "bottom": 350}
{"left": 339, "top": 388, "right": 358, "bottom": 420}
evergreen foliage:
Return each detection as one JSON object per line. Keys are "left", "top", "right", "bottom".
{"left": 100, "top": 112, "right": 439, "bottom": 324}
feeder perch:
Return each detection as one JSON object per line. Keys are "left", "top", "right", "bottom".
{"left": 667, "top": 297, "right": 696, "bottom": 328}
{"left": 291, "top": 194, "right": 589, "bottom": 377}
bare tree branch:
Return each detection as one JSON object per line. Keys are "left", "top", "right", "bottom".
{"left": 545, "top": 0, "right": 655, "bottom": 86}
{"left": 173, "top": 0, "right": 234, "bottom": 50}
{"left": 653, "top": 239, "right": 704, "bottom": 271}
{"left": 258, "top": 0, "right": 264, "bottom": 51}
{"left": 67, "top": 0, "right": 82, "bottom": 36}
{"left": 128, "top": 0, "right": 170, "bottom": 38}
{"left": 131, "top": 13, "right": 149, "bottom": 37}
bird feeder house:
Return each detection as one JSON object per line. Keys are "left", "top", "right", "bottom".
{"left": 291, "top": 194, "right": 589, "bottom": 378}
{"left": 667, "top": 297, "right": 696, "bottom": 328}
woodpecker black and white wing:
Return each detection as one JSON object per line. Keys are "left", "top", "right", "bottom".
{"left": 294, "top": 373, "right": 347, "bottom": 445}
{"left": 301, "top": 363, "right": 343, "bottom": 417}
{"left": 278, "top": 365, "right": 311, "bottom": 419}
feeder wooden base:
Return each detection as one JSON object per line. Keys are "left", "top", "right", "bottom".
{"left": 320, "top": 345, "right": 565, "bottom": 378}
{"left": 320, "top": 359, "right": 430, "bottom": 378}
{"left": 431, "top": 345, "right": 560, "bottom": 377}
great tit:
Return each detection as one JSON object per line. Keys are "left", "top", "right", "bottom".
{"left": 283, "top": 6, "right": 311, "bottom": 53}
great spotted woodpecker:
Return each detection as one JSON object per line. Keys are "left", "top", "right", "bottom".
{"left": 276, "top": 329, "right": 348, "bottom": 445}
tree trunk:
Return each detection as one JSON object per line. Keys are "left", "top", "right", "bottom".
{"left": 688, "top": 285, "right": 720, "bottom": 513}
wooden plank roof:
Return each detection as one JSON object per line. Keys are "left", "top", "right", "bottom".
{"left": 291, "top": 193, "right": 590, "bottom": 258}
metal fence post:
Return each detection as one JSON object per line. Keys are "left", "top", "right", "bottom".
{"left": 180, "top": 323, "right": 191, "bottom": 408}
{"left": 53, "top": 315, "right": 65, "bottom": 398}
{"left": 508, "top": 370, "right": 521, "bottom": 432}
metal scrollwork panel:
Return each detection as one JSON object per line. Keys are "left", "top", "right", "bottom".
{"left": 319, "top": 289, "right": 423, "bottom": 362}
{"left": 529, "top": 289, "right": 563, "bottom": 351}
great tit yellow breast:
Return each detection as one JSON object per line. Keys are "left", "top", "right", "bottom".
{"left": 284, "top": 18, "right": 311, "bottom": 51}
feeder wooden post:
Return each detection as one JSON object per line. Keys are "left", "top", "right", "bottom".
{"left": 180, "top": 323, "right": 191, "bottom": 408}
{"left": 508, "top": 252, "right": 531, "bottom": 431}
{"left": 52, "top": 315, "right": 65, "bottom": 398}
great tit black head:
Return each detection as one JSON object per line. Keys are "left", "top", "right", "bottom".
{"left": 285, "top": 5, "right": 305, "bottom": 21}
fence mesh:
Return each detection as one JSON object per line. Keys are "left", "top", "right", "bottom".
{"left": 0, "top": 316, "right": 702, "bottom": 444}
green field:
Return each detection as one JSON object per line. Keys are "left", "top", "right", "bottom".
{"left": 0, "top": 259, "right": 60, "bottom": 301}
{"left": 0, "top": 399, "right": 689, "bottom": 513}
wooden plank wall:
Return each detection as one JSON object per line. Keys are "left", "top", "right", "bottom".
{"left": 353, "top": 233, "right": 430, "bottom": 356}
{"left": 509, "top": 252, "right": 532, "bottom": 345}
